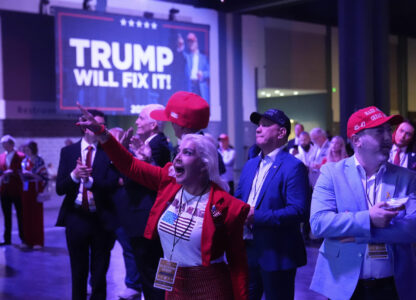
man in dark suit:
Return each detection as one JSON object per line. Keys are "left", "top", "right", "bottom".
{"left": 56, "top": 110, "right": 119, "bottom": 300}
{"left": 235, "top": 109, "right": 309, "bottom": 300}
{"left": 285, "top": 123, "right": 304, "bottom": 151}
{"left": 0, "top": 135, "right": 25, "bottom": 246}
{"left": 389, "top": 120, "right": 416, "bottom": 171}
{"left": 113, "top": 104, "right": 170, "bottom": 300}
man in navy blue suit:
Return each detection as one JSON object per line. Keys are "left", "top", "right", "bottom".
{"left": 56, "top": 110, "right": 119, "bottom": 300}
{"left": 235, "top": 109, "right": 309, "bottom": 300}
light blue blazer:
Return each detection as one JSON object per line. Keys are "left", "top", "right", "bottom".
{"left": 310, "top": 156, "right": 416, "bottom": 300}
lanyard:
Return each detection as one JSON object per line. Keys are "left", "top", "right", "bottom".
{"left": 169, "top": 187, "right": 204, "bottom": 261}
{"left": 251, "top": 159, "right": 271, "bottom": 204}
{"left": 364, "top": 176, "right": 377, "bottom": 207}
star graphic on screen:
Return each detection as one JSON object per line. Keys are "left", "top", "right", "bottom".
{"left": 144, "top": 21, "right": 150, "bottom": 29}
{"left": 128, "top": 19, "right": 135, "bottom": 27}
{"left": 136, "top": 20, "right": 142, "bottom": 28}
{"left": 120, "top": 18, "right": 127, "bottom": 26}
{"left": 151, "top": 22, "right": 157, "bottom": 29}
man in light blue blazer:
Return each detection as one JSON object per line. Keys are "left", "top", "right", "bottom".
{"left": 236, "top": 109, "right": 309, "bottom": 300}
{"left": 310, "top": 106, "right": 416, "bottom": 300}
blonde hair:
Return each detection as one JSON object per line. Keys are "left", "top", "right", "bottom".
{"left": 181, "top": 134, "right": 229, "bottom": 192}
{"left": 326, "top": 136, "right": 348, "bottom": 162}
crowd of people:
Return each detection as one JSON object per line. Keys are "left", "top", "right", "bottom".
{"left": 0, "top": 136, "right": 49, "bottom": 250}
{"left": 1, "top": 90, "right": 416, "bottom": 300}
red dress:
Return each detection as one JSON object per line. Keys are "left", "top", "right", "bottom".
{"left": 21, "top": 156, "right": 48, "bottom": 247}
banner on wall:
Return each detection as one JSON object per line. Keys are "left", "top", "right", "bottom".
{"left": 54, "top": 8, "right": 210, "bottom": 115}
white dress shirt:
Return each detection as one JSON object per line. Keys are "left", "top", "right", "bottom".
{"left": 295, "top": 144, "right": 317, "bottom": 168}
{"left": 389, "top": 144, "right": 408, "bottom": 168}
{"left": 219, "top": 147, "right": 235, "bottom": 182}
{"left": 5, "top": 150, "right": 16, "bottom": 168}
{"left": 190, "top": 51, "right": 200, "bottom": 80}
{"left": 71, "top": 139, "right": 98, "bottom": 210}
{"left": 244, "top": 146, "right": 284, "bottom": 239}
{"left": 354, "top": 156, "right": 394, "bottom": 279}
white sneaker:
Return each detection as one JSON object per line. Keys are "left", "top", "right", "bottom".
{"left": 19, "top": 243, "right": 29, "bottom": 249}
{"left": 119, "top": 287, "right": 141, "bottom": 300}
{"left": 33, "top": 245, "right": 43, "bottom": 250}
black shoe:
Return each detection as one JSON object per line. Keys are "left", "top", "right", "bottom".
{"left": 0, "top": 241, "right": 11, "bottom": 246}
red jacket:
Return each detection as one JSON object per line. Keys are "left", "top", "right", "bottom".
{"left": 103, "top": 135, "right": 250, "bottom": 299}
{"left": 0, "top": 151, "right": 24, "bottom": 197}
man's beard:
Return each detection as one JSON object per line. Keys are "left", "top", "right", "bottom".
{"left": 301, "top": 144, "right": 310, "bottom": 152}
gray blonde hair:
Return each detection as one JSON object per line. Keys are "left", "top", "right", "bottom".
{"left": 310, "top": 127, "right": 327, "bottom": 138}
{"left": 327, "top": 136, "right": 348, "bottom": 162}
{"left": 0, "top": 135, "right": 16, "bottom": 146}
{"left": 181, "top": 133, "right": 229, "bottom": 192}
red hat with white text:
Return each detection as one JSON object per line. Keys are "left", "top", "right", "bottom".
{"left": 347, "top": 106, "right": 403, "bottom": 138}
{"left": 150, "top": 91, "right": 210, "bottom": 130}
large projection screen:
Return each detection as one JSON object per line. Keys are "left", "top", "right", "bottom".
{"left": 54, "top": 8, "right": 210, "bottom": 115}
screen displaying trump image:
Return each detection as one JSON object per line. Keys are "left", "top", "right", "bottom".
{"left": 55, "top": 8, "right": 210, "bottom": 115}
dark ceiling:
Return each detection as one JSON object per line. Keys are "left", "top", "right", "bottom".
{"left": 160, "top": 0, "right": 416, "bottom": 38}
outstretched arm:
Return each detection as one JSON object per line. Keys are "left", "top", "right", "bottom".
{"left": 76, "top": 102, "right": 165, "bottom": 191}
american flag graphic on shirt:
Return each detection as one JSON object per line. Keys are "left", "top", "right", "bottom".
{"left": 159, "top": 210, "right": 196, "bottom": 241}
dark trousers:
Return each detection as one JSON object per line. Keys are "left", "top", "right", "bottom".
{"left": 228, "top": 181, "right": 235, "bottom": 196}
{"left": 130, "top": 236, "right": 165, "bottom": 300}
{"left": 190, "top": 80, "right": 201, "bottom": 95}
{"left": 115, "top": 227, "right": 142, "bottom": 291}
{"left": 351, "top": 277, "right": 399, "bottom": 300}
{"left": 65, "top": 210, "right": 115, "bottom": 300}
{"left": 0, "top": 194, "right": 24, "bottom": 243}
{"left": 248, "top": 266, "right": 297, "bottom": 300}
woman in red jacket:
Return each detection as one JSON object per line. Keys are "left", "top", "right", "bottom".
{"left": 78, "top": 106, "right": 250, "bottom": 300}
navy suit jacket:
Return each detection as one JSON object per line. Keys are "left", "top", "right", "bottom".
{"left": 113, "top": 132, "right": 171, "bottom": 237}
{"left": 284, "top": 138, "right": 296, "bottom": 152}
{"left": 235, "top": 149, "right": 308, "bottom": 271}
{"left": 406, "top": 151, "right": 416, "bottom": 171}
{"left": 55, "top": 140, "right": 119, "bottom": 231}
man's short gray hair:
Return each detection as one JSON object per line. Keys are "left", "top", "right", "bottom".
{"left": 140, "top": 104, "right": 166, "bottom": 132}
{"left": 0, "top": 135, "right": 16, "bottom": 145}
{"left": 310, "top": 127, "right": 327, "bottom": 138}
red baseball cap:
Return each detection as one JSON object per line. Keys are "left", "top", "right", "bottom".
{"left": 218, "top": 133, "right": 229, "bottom": 141}
{"left": 347, "top": 106, "right": 403, "bottom": 138}
{"left": 150, "top": 91, "right": 210, "bottom": 130}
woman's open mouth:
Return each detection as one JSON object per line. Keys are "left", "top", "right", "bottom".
{"left": 174, "top": 165, "right": 185, "bottom": 176}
